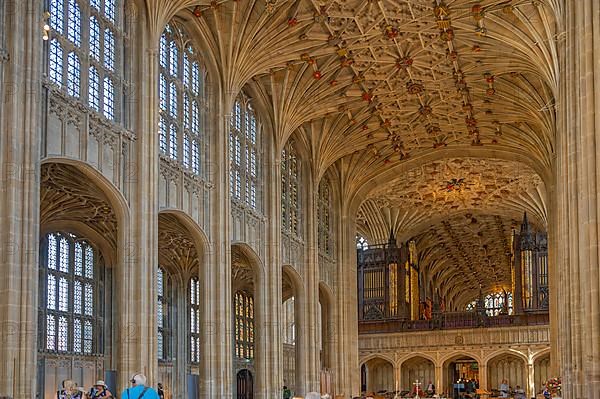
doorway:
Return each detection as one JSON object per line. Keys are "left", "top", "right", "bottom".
{"left": 237, "top": 369, "right": 254, "bottom": 399}
{"left": 445, "top": 357, "right": 479, "bottom": 398}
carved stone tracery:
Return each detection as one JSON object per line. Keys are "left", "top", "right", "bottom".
{"left": 40, "top": 163, "right": 118, "bottom": 250}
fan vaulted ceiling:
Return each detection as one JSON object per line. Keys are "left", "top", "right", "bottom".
{"left": 148, "top": 0, "right": 558, "bottom": 305}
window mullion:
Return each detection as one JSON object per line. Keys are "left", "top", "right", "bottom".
{"left": 79, "top": 5, "right": 90, "bottom": 102}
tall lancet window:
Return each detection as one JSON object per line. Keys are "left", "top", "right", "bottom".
{"left": 159, "top": 23, "right": 206, "bottom": 175}
{"left": 234, "top": 291, "right": 254, "bottom": 359}
{"left": 189, "top": 277, "right": 201, "bottom": 363}
{"left": 157, "top": 266, "right": 171, "bottom": 361}
{"left": 230, "top": 94, "right": 260, "bottom": 210}
{"left": 281, "top": 140, "right": 301, "bottom": 238}
{"left": 318, "top": 178, "right": 332, "bottom": 255}
{"left": 47, "top": 0, "right": 122, "bottom": 121}
{"left": 40, "top": 232, "right": 101, "bottom": 354}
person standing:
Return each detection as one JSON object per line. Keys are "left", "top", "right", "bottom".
{"left": 121, "top": 374, "right": 160, "bottom": 399}
{"left": 425, "top": 381, "right": 435, "bottom": 395}
{"left": 157, "top": 383, "right": 165, "bottom": 399}
{"left": 282, "top": 385, "right": 291, "bottom": 399}
{"left": 499, "top": 379, "right": 510, "bottom": 398}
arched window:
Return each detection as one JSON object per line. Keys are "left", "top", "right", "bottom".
{"left": 281, "top": 140, "right": 300, "bottom": 238}
{"left": 318, "top": 178, "right": 332, "bottom": 255}
{"left": 39, "top": 232, "right": 101, "bottom": 354}
{"left": 159, "top": 23, "right": 205, "bottom": 176}
{"left": 46, "top": 0, "right": 122, "bottom": 121}
{"left": 157, "top": 266, "right": 171, "bottom": 361}
{"left": 282, "top": 297, "right": 295, "bottom": 345}
{"left": 465, "top": 291, "right": 513, "bottom": 316}
{"left": 356, "top": 234, "right": 368, "bottom": 250}
{"left": 234, "top": 291, "right": 254, "bottom": 359}
{"left": 189, "top": 277, "right": 201, "bottom": 363}
{"left": 230, "top": 95, "right": 260, "bottom": 210}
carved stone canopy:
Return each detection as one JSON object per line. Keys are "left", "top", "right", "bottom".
{"left": 232, "top": 247, "right": 256, "bottom": 292}
{"left": 158, "top": 213, "right": 201, "bottom": 277}
{"left": 41, "top": 163, "right": 118, "bottom": 254}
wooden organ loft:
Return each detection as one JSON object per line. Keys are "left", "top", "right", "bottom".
{"left": 512, "top": 212, "right": 549, "bottom": 313}
{"left": 357, "top": 232, "right": 420, "bottom": 322}
{"left": 357, "top": 214, "right": 549, "bottom": 334}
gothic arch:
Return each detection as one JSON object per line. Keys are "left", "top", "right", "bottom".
{"left": 532, "top": 348, "right": 551, "bottom": 363}
{"left": 399, "top": 353, "right": 438, "bottom": 368}
{"left": 440, "top": 352, "right": 482, "bottom": 367}
{"left": 232, "top": 241, "right": 265, "bottom": 285}
{"left": 319, "top": 281, "right": 336, "bottom": 371}
{"left": 359, "top": 353, "right": 396, "bottom": 368}
{"left": 486, "top": 351, "right": 527, "bottom": 393}
{"left": 281, "top": 264, "right": 306, "bottom": 395}
{"left": 159, "top": 209, "right": 210, "bottom": 265}
{"left": 400, "top": 355, "right": 436, "bottom": 393}
{"left": 40, "top": 157, "right": 130, "bottom": 266}
{"left": 41, "top": 157, "right": 130, "bottom": 223}
{"left": 361, "top": 356, "right": 396, "bottom": 394}
{"left": 484, "top": 349, "right": 529, "bottom": 365}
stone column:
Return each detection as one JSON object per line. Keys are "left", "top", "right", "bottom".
{"left": 306, "top": 175, "right": 322, "bottom": 393}
{"left": 0, "top": 1, "right": 42, "bottom": 397}
{"left": 201, "top": 101, "right": 233, "bottom": 398}
{"left": 335, "top": 208, "right": 360, "bottom": 397}
{"left": 116, "top": 15, "right": 159, "bottom": 388}
{"left": 556, "top": 1, "right": 600, "bottom": 397}
{"left": 478, "top": 363, "right": 487, "bottom": 393}
{"left": 434, "top": 364, "right": 443, "bottom": 396}
{"left": 527, "top": 362, "right": 535, "bottom": 399}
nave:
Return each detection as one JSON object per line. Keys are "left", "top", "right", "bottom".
{"left": 1, "top": 1, "right": 600, "bottom": 399}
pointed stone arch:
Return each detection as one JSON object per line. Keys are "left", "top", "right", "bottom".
{"left": 40, "top": 158, "right": 130, "bottom": 267}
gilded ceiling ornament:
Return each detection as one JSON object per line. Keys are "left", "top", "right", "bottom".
{"left": 444, "top": 178, "right": 465, "bottom": 193}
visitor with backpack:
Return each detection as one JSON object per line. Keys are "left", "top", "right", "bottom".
{"left": 121, "top": 374, "right": 160, "bottom": 399}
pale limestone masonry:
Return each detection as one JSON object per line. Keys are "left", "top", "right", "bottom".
{"left": 359, "top": 325, "right": 550, "bottom": 398}
{"left": 0, "top": 1, "right": 598, "bottom": 399}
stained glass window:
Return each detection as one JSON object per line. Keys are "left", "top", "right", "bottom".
{"left": 67, "top": 52, "right": 80, "bottom": 97}
{"left": 103, "top": 77, "right": 114, "bottom": 120}
{"left": 189, "top": 277, "right": 201, "bottom": 363}
{"left": 234, "top": 291, "right": 254, "bottom": 359}
{"left": 318, "top": 178, "right": 332, "bottom": 255}
{"left": 356, "top": 234, "right": 368, "bottom": 250}
{"left": 281, "top": 141, "right": 301, "bottom": 238}
{"left": 230, "top": 95, "right": 260, "bottom": 210}
{"left": 46, "top": 0, "right": 122, "bottom": 121}
{"left": 282, "top": 297, "right": 295, "bottom": 345}
{"left": 41, "top": 232, "right": 99, "bottom": 354}
{"left": 50, "top": 0, "right": 64, "bottom": 34}
{"left": 103, "top": 29, "right": 115, "bottom": 71}
{"left": 159, "top": 117, "right": 168, "bottom": 153}
{"left": 49, "top": 39, "right": 63, "bottom": 87}
{"left": 465, "top": 291, "right": 513, "bottom": 316}
{"left": 67, "top": 0, "right": 81, "bottom": 46}
{"left": 158, "top": 23, "right": 206, "bottom": 176}
{"left": 157, "top": 267, "right": 170, "bottom": 361}
{"left": 89, "top": 17, "right": 100, "bottom": 60}
{"left": 89, "top": 67, "right": 100, "bottom": 110}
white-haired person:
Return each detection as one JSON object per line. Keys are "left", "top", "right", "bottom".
{"left": 121, "top": 374, "right": 160, "bottom": 399}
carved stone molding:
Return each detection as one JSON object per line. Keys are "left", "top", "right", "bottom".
{"left": 158, "top": 213, "right": 200, "bottom": 275}
{"left": 41, "top": 163, "right": 118, "bottom": 250}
